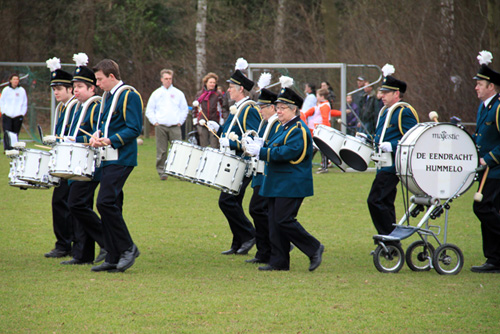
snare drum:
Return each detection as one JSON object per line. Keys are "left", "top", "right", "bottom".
{"left": 396, "top": 123, "right": 478, "bottom": 199}
{"left": 312, "top": 125, "right": 345, "bottom": 166}
{"left": 17, "top": 149, "right": 56, "bottom": 185}
{"left": 8, "top": 154, "right": 49, "bottom": 190}
{"left": 164, "top": 140, "right": 204, "bottom": 181}
{"left": 196, "top": 148, "right": 248, "bottom": 195}
{"left": 339, "top": 135, "right": 374, "bottom": 171}
{"left": 49, "top": 143, "right": 96, "bottom": 181}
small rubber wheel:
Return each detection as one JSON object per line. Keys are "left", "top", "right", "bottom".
{"left": 406, "top": 241, "right": 435, "bottom": 272}
{"left": 432, "top": 243, "right": 464, "bottom": 275}
{"left": 373, "top": 243, "right": 405, "bottom": 273}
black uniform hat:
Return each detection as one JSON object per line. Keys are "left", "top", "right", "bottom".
{"left": 379, "top": 64, "right": 407, "bottom": 93}
{"left": 473, "top": 51, "right": 500, "bottom": 85}
{"left": 275, "top": 76, "right": 303, "bottom": 109}
{"left": 227, "top": 69, "right": 255, "bottom": 91}
{"left": 257, "top": 88, "right": 278, "bottom": 105}
{"left": 72, "top": 53, "right": 96, "bottom": 86}
{"left": 46, "top": 57, "right": 73, "bottom": 86}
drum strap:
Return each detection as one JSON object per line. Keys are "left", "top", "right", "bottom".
{"left": 285, "top": 125, "right": 308, "bottom": 165}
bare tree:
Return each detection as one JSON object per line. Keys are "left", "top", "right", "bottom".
{"left": 196, "top": 0, "right": 207, "bottom": 90}
{"left": 274, "top": 0, "right": 286, "bottom": 63}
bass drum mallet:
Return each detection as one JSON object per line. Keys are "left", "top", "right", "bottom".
{"left": 474, "top": 166, "right": 489, "bottom": 202}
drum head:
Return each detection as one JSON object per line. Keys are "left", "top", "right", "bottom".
{"left": 339, "top": 150, "right": 368, "bottom": 171}
{"left": 313, "top": 137, "right": 342, "bottom": 166}
{"left": 398, "top": 123, "right": 478, "bottom": 199}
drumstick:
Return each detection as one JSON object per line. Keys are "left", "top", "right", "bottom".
{"left": 78, "top": 127, "right": 99, "bottom": 140}
{"left": 199, "top": 119, "right": 220, "bottom": 140}
{"left": 198, "top": 109, "right": 210, "bottom": 123}
{"left": 429, "top": 111, "right": 439, "bottom": 123}
{"left": 474, "top": 166, "right": 489, "bottom": 202}
{"left": 35, "top": 144, "right": 52, "bottom": 150}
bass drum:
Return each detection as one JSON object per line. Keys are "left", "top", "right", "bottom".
{"left": 396, "top": 123, "right": 478, "bottom": 199}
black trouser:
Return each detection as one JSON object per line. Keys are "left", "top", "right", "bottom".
{"left": 367, "top": 171, "right": 399, "bottom": 235}
{"left": 96, "top": 165, "right": 133, "bottom": 264}
{"left": 473, "top": 178, "right": 500, "bottom": 266}
{"left": 2, "top": 115, "right": 23, "bottom": 150}
{"left": 218, "top": 176, "right": 255, "bottom": 250}
{"left": 51, "top": 179, "right": 74, "bottom": 252}
{"left": 249, "top": 185, "right": 271, "bottom": 261}
{"left": 68, "top": 180, "right": 104, "bottom": 262}
{"left": 268, "top": 197, "right": 321, "bottom": 270}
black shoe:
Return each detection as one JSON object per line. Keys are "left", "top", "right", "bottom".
{"left": 44, "top": 249, "right": 71, "bottom": 258}
{"left": 236, "top": 238, "right": 256, "bottom": 255}
{"left": 471, "top": 263, "right": 500, "bottom": 273}
{"left": 258, "top": 265, "right": 288, "bottom": 271}
{"left": 245, "top": 257, "right": 267, "bottom": 264}
{"left": 221, "top": 248, "right": 238, "bottom": 255}
{"left": 309, "top": 244, "right": 324, "bottom": 272}
{"left": 61, "top": 258, "right": 93, "bottom": 265}
{"left": 95, "top": 248, "right": 108, "bottom": 263}
{"left": 91, "top": 262, "right": 118, "bottom": 272}
{"left": 117, "top": 244, "right": 140, "bottom": 272}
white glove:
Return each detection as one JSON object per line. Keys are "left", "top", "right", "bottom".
{"left": 207, "top": 120, "right": 220, "bottom": 132}
{"left": 219, "top": 137, "right": 230, "bottom": 149}
{"left": 355, "top": 132, "right": 368, "bottom": 140}
{"left": 379, "top": 142, "right": 392, "bottom": 153}
{"left": 246, "top": 143, "right": 261, "bottom": 157}
{"left": 244, "top": 136, "right": 255, "bottom": 147}
{"left": 193, "top": 118, "right": 198, "bottom": 126}
{"left": 253, "top": 137, "right": 264, "bottom": 148}
{"left": 63, "top": 136, "right": 76, "bottom": 143}
{"left": 220, "top": 118, "right": 225, "bottom": 126}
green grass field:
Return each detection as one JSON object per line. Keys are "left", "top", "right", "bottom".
{"left": 0, "top": 137, "right": 498, "bottom": 333}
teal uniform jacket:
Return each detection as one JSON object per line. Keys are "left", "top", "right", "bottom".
{"left": 474, "top": 94, "right": 500, "bottom": 179}
{"left": 54, "top": 97, "right": 77, "bottom": 138}
{"left": 98, "top": 87, "right": 143, "bottom": 167}
{"left": 258, "top": 116, "right": 313, "bottom": 198}
{"left": 218, "top": 99, "right": 262, "bottom": 155}
{"left": 373, "top": 104, "right": 418, "bottom": 174}
{"left": 251, "top": 120, "right": 281, "bottom": 188}
{"left": 67, "top": 99, "right": 102, "bottom": 183}
{"left": 69, "top": 99, "right": 101, "bottom": 144}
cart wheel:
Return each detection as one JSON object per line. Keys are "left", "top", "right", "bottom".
{"left": 432, "top": 243, "right": 464, "bottom": 275}
{"left": 373, "top": 243, "right": 405, "bottom": 273}
{"left": 406, "top": 241, "right": 435, "bottom": 272}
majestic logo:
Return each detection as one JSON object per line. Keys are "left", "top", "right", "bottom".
{"left": 432, "top": 131, "right": 459, "bottom": 141}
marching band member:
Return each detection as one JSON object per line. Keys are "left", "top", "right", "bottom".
{"left": 89, "top": 59, "right": 143, "bottom": 273}
{"left": 217, "top": 58, "right": 261, "bottom": 256}
{"left": 246, "top": 76, "right": 324, "bottom": 272}
{"left": 367, "top": 64, "right": 418, "bottom": 236}
{"left": 44, "top": 57, "right": 76, "bottom": 259}
{"left": 471, "top": 51, "right": 500, "bottom": 273}
{"left": 245, "top": 73, "right": 280, "bottom": 264}
{"left": 62, "top": 53, "right": 106, "bottom": 265}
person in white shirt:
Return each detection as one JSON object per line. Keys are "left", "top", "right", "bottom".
{"left": 145, "top": 69, "right": 188, "bottom": 180}
{"left": 0, "top": 73, "right": 28, "bottom": 150}
{"left": 301, "top": 82, "right": 317, "bottom": 114}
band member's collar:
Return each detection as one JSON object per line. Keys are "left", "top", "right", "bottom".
{"left": 110, "top": 80, "right": 124, "bottom": 95}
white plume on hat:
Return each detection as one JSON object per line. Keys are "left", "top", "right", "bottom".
{"left": 257, "top": 72, "right": 272, "bottom": 89}
{"left": 381, "top": 64, "right": 395, "bottom": 77}
{"left": 279, "top": 75, "right": 294, "bottom": 88}
{"left": 477, "top": 50, "right": 493, "bottom": 66}
{"left": 46, "top": 57, "right": 61, "bottom": 72}
{"left": 73, "top": 53, "right": 89, "bottom": 67}
{"left": 234, "top": 58, "right": 248, "bottom": 71}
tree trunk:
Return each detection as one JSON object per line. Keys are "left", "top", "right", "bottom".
{"left": 196, "top": 0, "right": 207, "bottom": 90}
{"left": 274, "top": 0, "right": 286, "bottom": 63}
{"left": 487, "top": 0, "right": 500, "bottom": 59}
{"left": 78, "top": 0, "right": 96, "bottom": 56}
{"left": 321, "top": 0, "right": 339, "bottom": 62}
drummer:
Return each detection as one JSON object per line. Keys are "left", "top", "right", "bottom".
{"left": 246, "top": 73, "right": 281, "bottom": 264}
{"left": 367, "top": 64, "right": 418, "bottom": 236}
{"left": 217, "top": 61, "right": 262, "bottom": 256}
{"left": 470, "top": 50, "right": 500, "bottom": 273}
{"left": 62, "top": 53, "right": 106, "bottom": 265}
{"left": 246, "top": 76, "right": 324, "bottom": 272}
{"left": 43, "top": 57, "right": 76, "bottom": 259}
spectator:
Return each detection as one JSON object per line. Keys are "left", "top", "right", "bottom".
{"left": 301, "top": 82, "right": 317, "bottom": 112}
{"left": 345, "top": 94, "right": 359, "bottom": 135}
{"left": 0, "top": 73, "right": 27, "bottom": 150}
{"left": 351, "top": 76, "right": 366, "bottom": 107}
{"left": 320, "top": 81, "right": 336, "bottom": 107}
{"left": 193, "top": 72, "right": 223, "bottom": 148}
{"left": 358, "top": 81, "right": 377, "bottom": 135}
{"left": 145, "top": 69, "right": 188, "bottom": 180}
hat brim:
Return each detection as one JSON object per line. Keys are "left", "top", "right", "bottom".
{"left": 379, "top": 86, "right": 395, "bottom": 92}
